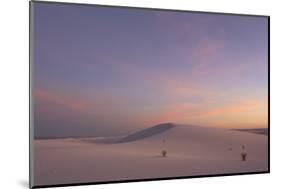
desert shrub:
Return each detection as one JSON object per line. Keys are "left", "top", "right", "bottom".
{"left": 241, "top": 152, "right": 247, "bottom": 161}
{"left": 161, "top": 150, "right": 167, "bottom": 157}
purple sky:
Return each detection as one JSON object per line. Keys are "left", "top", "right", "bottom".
{"left": 32, "top": 2, "right": 268, "bottom": 138}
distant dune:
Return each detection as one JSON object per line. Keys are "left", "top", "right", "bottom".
{"left": 232, "top": 128, "right": 268, "bottom": 136}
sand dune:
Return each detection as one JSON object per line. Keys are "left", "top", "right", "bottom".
{"left": 77, "top": 123, "right": 176, "bottom": 144}
{"left": 117, "top": 123, "right": 175, "bottom": 143}
{"left": 33, "top": 124, "right": 268, "bottom": 186}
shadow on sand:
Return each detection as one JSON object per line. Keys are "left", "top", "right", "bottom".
{"left": 151, "top": 155, "right": 167, "bottom": 158}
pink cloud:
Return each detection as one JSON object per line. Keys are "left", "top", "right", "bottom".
{"left": 162, "top": 79, "right": 215, "bottom": 99}
{"left": 140, "top": 102, "right": 202, "bottom": 126}
{"left": 191, "top": 38, "right": 225, "bottom": 76}
{"left": 33, "top": 89, "right": 125, "bottom": 116}
{"left": 193, "top": 39, "right": 224, "bottom": 60}
{"left": 34, "top": 90, "right": 89, "bottom": 112}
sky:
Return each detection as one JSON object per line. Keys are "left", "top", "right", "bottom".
{"left": 32, "top": 2, "right": 268, "bottom": 138}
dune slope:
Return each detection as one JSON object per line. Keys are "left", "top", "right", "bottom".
{"left": 117, "top": 123, "right": 175, "bottom": 143}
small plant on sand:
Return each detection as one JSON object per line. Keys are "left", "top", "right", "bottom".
{"left": 241, "top": 152, "right": 247, "bottom": 161}
{"left": 161, "top": 150, "right": 167, "bottom": 157}
{"left": 241, "top": 144, "right": 247, "bottom": 161}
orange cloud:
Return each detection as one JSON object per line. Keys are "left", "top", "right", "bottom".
{"left": 205, "top": 99, "right": 267, "bottom": 117}
{"left": 139, "top": 97, "right": 268, "bottom": 129}
{"left": 202, "top": 98, "right": 268, "bottom": 128}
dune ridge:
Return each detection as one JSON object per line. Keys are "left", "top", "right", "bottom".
{"left": 117, "top": 123, "right": 176, "bottom": 143}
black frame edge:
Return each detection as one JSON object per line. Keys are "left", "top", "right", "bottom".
{"left": 267, "top": 16, "right": 270, "bottom": 173}
{"left": 29, "top": 1, "right": 32, "bottom": 188}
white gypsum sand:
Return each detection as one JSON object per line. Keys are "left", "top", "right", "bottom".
{"left": 33, "top": 124, "right": 268, "bottom": 186}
